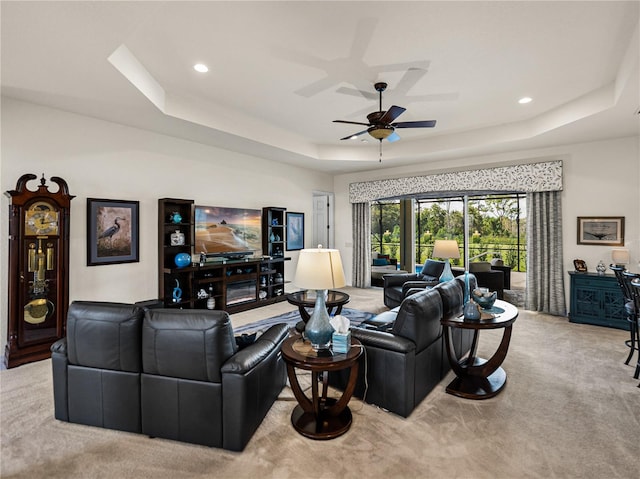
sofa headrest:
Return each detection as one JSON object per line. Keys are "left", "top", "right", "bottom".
{"left": 433, "top": 280, "right": 463, "bottom": 320}
{"left": 66, "top": 301, "right": 144, "bottom": 372}
{"left": 142, "top": 309, "right": 236, "bottom": 383}
{"left": 420, "top": 259, "right": 446, "bottom": 278}
{"left": 392, "top": 288, "right": 443, "bottom": 352}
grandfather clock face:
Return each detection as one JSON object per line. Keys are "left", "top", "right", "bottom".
{"left": 5, "top": 174, "right": 73, "bottom": 368}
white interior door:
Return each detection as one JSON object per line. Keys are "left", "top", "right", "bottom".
{"left": 312, "top": 193, "right": 333, "bottom": 249}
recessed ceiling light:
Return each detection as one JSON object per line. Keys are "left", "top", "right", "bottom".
{"left": 193, "top": 63, "right": 209, "bottom": 73}
{"left": 518, "top": 97, "right": 532, "bottom": 104}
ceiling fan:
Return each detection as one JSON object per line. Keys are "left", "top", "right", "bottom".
{"left": 333, "top": 82, "right": 437, "bottom": 143}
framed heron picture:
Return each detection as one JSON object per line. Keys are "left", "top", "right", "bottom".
{"left": 577, "top": 216, "right": 625, "bottom": 246}
{"left": 87, "top": 198, "right": 140, "bottom": 265}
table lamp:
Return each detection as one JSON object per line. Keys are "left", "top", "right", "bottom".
{"left": 611, "top": 248, "right": 630, "bottom": 268}
{"left": 432, "top": 239, "right": 460, "bottom": 282}
{"left": 294, "top": 247, "right": 346, "bottom": 350}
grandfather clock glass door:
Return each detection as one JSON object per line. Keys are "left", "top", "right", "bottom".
{"left": 5, "top": 174, "right": 73, "bottom": 368}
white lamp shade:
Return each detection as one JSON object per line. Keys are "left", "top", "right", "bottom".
{"left": 432, "top": 240, "right": 461, "bottom": 259}
{"left": 611, "top": 248, "right": 630, "bottom": 265}
{"left": 294, "top": 248, "right": 346, "bottom": 290}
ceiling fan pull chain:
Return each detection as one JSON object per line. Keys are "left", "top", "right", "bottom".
{"left": 379, "top": 140, "right": 383, "bottom": 162}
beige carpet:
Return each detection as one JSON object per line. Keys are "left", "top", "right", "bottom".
{"left": 1, "top": 287, "right": 638, "bottom": 479}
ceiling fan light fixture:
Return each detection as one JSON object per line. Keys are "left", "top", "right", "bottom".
{"left": 368, "top": 125, "right": 394, "bottom": 140}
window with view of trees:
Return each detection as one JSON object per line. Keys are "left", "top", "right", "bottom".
{"left": 371, "top": 194, "right": 526, "bottom": 272}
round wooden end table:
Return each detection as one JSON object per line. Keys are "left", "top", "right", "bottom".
{"left": 281, "top": 334, "right": 362, "bottom": 440}
{"left": 286, "top": 290, "right": 350, "bottom": 322}
{"left": 441, "top": 299, "right": 518, "bottom": 399}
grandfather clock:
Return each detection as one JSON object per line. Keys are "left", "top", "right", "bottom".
{"left": 5, "top": 174, "right": 74, "bottom": 368}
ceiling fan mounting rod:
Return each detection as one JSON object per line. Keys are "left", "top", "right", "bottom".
{"left": 374, "top": 82, "right": 387, "bottom": 112}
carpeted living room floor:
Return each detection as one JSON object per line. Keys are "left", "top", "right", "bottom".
{"left": 1, "top": 286, "right": 638, "bottom": 478}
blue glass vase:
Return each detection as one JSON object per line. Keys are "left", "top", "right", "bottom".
{"left": 305, "top": 290, "right": 333, "bottom": 350}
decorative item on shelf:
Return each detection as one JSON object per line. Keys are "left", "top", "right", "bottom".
{"left": 275, "top": 288, "right": 284, "bottom": 296}
{"left": 172, "top": 279, "right": 182, "bottom": 303}
{"left": 170, "top": 230, "right": 185, "bottom": 246}
{"left": 259, "top": 290, "right": 268, "bottom": 300}
{"left": 260, "top": 276, "right": 267, "bottom": 287}
{"left": 207, "top": 285, "right": 215, "bottom": 310}
{"left": 432, "top": 239, "right": 460, "bottom": 282}
{"left": 611, "top": 248, "right": 630, "bottom": 268}
{"left": 573, "top": 259, "right": 587, "bottom": 272}
{"left": 272, "top": 218, "right": 278, "bottom": 226}
{"left": 197, "top": 288, "right": 208, "bottom": 299}
{"left": 269, "top": 231, "right": 276, "bottom": 242}
{"left": 169, "top": 211, "right": 182, "bottom": 224}
{"left": 294, "top": 247, "right": 346, "bottom": 351}
{"left": 174, "top": 252, "right": 191, "bottom": 268}
{"left": 274, "top": 273, "right": 284, "bottom": 284}
{"left": 596, "top": 260, "right": 607, "bottom": 275}
{"left": 463, "top": 299, "right": 482, "bottom": 321}
{"left": 274, "top": 234, "right": 280, "bottom": 241}
{"left": 274, "top": 247, "right": 283, "bottom": 257}
{"left": 471, "top": 288, "right": 497, "bottom": 310}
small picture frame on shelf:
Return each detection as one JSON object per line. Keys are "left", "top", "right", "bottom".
{"left": 286, "top": 212, "right": 304, "bottom": 251}
{"left": 87, "top": 198, "right": 139, "bottom": 266}
{"left": 573, "top": 259, "right": 587, "bottom": 272}
{"left": 577, "top": 216, "right": 624, "bottom": 246}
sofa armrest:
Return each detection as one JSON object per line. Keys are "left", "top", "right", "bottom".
{"left": 51, "top": 338, "right": 67, "bottom": 356}
{"left": 222, "top": 323, "right": 289, "bottom": 375}
{"left": 351, "top": 328, "right": 416, "bottom": 354}
{"left": 50, "top": 338, "right": 69, "bottom": 422}
{"left": 401, "top": 280, "right": 438, "bottom": 297}
{"left": 383, "top": 273, "right": 420, "bottom": 288}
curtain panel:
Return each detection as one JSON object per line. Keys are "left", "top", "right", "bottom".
{"left": 352, "top": 202, "right": 371, "bottom": 288}
{"left": 525, "top": 191, "right": 566, "bottom": 316}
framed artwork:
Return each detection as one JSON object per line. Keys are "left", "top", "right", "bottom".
{"left": 573, "top": 259, "right": 587, "bottom": 272}
{"left": 87, "top": 198, "right": 139, "bottom": 266}
{"left": 577, "top": 216, "right": 625, "bottom": 246}
{"left": 286, "top": 212, "right": 304, "bottom": 251}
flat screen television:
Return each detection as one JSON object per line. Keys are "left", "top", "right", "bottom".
{"left": 194, "top": 206, "right": 262, "bottom": 259}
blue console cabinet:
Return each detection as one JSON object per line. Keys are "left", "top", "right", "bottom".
{"left": 569, "top": 271, "right": 627, "bottom": 330}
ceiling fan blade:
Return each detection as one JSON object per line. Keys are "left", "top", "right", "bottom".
{"left": 387, "top": 131, "right": 401, "bottom": 143}
{"left": 333, "top": 120, "right": 371, "bottom": 126}
{"left": 393, "top": 120, "right": 437, "bottom": 128}
{"left": 340, "top": 130, "right": 368, "bottom": 140}
{"left": 335, "top": 86, "right": 377, "bottom": 100}
{"left": 379, "top": 105, "right": 406, "bottom": 124}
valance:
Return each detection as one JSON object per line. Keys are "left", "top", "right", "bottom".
{"left": 349, "top": 160, "right": 563, "bottom": 203}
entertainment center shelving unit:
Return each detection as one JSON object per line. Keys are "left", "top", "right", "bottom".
{"left": 158, "top": 199, "right": 290, "bottom": 313}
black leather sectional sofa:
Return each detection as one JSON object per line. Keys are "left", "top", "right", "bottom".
{"left": 51, "top": 302, "right": 288, "bottom": 451}
{"left": 329, "top": 275, "right": 475, "bottom": 417}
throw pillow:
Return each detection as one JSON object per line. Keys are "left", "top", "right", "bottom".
{"left": 373, "top": 258, "right": 389, "bottom": 266}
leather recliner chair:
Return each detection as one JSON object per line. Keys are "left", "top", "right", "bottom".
{"left": 52, "top": 302, "right": 289, "bottom": 451}
{"left": 383, "top": 259, "right": 446, "bottom": 308}
{"left": 140, "top": 308, "right": 288, "bottom": 450}
{"left": 330, "top": 276, "right": 474, "bottom": 418}
{"left": 51, "top": 301, "right": 145, "bottom": 433}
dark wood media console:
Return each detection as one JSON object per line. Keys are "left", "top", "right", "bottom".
{"left": 158, "top": 198, "right": 290, "bottom": 313}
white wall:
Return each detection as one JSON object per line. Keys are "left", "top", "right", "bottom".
{"left": 333, "top": 136, "right": 640, "bottom": 311}
{"left": 0, "top": 98, "right": 333, "bottom": 354}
